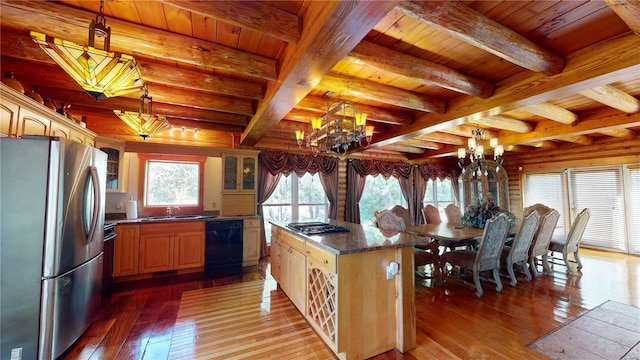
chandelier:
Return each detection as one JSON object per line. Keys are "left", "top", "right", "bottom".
{"left": 30, "top": 0, "right": 144, "bottom": 101}
{"left": 457, "top": 128, "right": 504, "bottom": 177}
{"left": 295, "top": 97, "right": 374, "bottom": 156}
{"left": 113, "top": 83, "right": 171, "bottom": 139}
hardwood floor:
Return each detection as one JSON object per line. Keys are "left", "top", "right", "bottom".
{"left": 60, "top": 249, "right": 640, "bottom": 360}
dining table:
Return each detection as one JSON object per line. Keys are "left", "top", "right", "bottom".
{"left": 406, "top": 222, "right": 520, "bottom": 249}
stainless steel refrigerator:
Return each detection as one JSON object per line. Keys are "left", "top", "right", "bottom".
{"left": 1, "top": 136, "right": 106, "bottom": 360}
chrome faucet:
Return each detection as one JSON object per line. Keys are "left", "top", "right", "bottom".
{"left": 166, "top": 206, "right": 180, "bottom": 217}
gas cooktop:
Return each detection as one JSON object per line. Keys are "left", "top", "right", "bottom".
{"left": 287, "top": 222, "right": 350, "bottom": 235}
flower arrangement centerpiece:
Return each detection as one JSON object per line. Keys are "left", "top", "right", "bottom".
{"left": 461, "top": 193, "right": 516, "bottom": 228}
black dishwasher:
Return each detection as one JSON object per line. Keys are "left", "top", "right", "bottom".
{"left": 205, "top": 219, "right": 244, "bottom": 278}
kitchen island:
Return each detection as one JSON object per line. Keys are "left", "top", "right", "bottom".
{"left": 270, "top": 220, "right": 429, "bottom": 360}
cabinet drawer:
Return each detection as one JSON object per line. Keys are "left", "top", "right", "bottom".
{"left": 244, "top": 218, "right": 260, "bottom": 228}
{"left": 305, "top": 243, "right": 336, "bottom": 273}
{"left": 140, "top": 221, "right": 204, "bottom": 234}
{"left": 280, "top": 229, "right": 305, "bottom": 253}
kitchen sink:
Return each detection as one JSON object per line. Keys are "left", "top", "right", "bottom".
{"left": 140, "top": 215, "right": 217, "bottom": 221}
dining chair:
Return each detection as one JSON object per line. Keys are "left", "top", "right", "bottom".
{"left": 524, "top": 203, "right": 553, "bottom": 217}
{"left": 444, "top": 204, "right": 462, "bottom": 225}
{"left": 390, "top": 205, "right": 413, "bottom": 226}
{"left": 528, "top": 209, "right": 560, "bottom": 278}
{"left": 422, "top": 204, "right": 442, "bottom": 224}
{"left": 546, "top": 208, "right": 590, "bottom": 274}
{"left": 500, "top": 210, "right": 540, "bottom": 286}
{"left": 441, "top": 213, "right": 510, "bottom": 298}
{"left": 375, "top": 209, "right": 441, "bottom": 280}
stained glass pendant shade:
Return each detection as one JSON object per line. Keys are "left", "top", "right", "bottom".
{"left": 31, "top": 31, "right": 144, "bottom": 101}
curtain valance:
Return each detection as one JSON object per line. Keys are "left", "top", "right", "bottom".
{"left": 259, "top": 151, "right": 338, "bottom": 177}
{"left": 415, "top": 163, "right": 458, "bottom": 181}
{"left": 349, "top": 159, "right": 412, "bottom": 179}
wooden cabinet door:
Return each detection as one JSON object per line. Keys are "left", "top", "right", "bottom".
{"left": 271, "top": 236, "right": 281, "bottom": 282}
{"left": 18, "top": 108, "right": 50, "bottom": 137}
{"left": 287, "top": 247, "right": 307, "bottom": 313}
{"left": 114, "top": 225, "right": 139, "bottom": 277}
{"left": 139, "top": 234, "right": 174, "bottom": 273}
{"left": 1, "top": 100, "right": 19, "bottom": 137}
{"left": 50, "top": 121, "right": 71, "bottom": 139}
{"left": 243, "top": 227, "right": 260, "bottom": 263}
{"left": 174, "top": 231, "right": 204, "bottom": 269}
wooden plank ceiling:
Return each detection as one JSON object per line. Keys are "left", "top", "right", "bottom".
{"left": 1, "top": 0, "right": 639, "bottom": 161}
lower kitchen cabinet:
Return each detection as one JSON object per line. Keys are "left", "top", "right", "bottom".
{"left": 139, "top": 233, "right": 174, "bottom": 273}
{"left": 114, "top": 224, "right": 139, "bottom": 277}
{"left": 243, "top": 218, "right": 260, "bottom": 266}
{"left": 174, "top": 231, "right": 205, "bottom": 269}
{"left": 274, "top": 229, "right": 307, "bottom": 314}
{"left": 114, "top": 221, "right": 204, "bottom": 278}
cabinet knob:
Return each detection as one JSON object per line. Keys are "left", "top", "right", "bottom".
{"left": 323, "top": 259, "right": 329, "bottom": 264}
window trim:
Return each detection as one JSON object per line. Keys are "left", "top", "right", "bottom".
{"left": 138, "top": 154, "right": 206, "bottom": 216}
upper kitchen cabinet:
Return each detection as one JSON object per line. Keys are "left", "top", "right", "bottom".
{"left": 95, "top": 136, "right": 129, "bottom": 193}
{"left": 222, "top": 152, "right": 257, "bottom": 193}
{"left": 221, "top": 151, "right": 259, "bottom": 216}
{"left": 0, "top": 83, "right": 96, "bottom": 145}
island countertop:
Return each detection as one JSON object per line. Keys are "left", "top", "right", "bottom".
{"left": 271, "top": 219, "right": 429, "bottom": 255}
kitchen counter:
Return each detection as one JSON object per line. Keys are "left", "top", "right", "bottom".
{"left": 270, "top": 220, "right": 418, "bottom": 360}
{"left": 107, "top": 214, "right": 260, "bottom": 225}
{"left": 271, "top": 219, "right": 429, "bottom": 255}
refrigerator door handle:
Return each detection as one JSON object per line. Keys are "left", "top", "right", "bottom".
{"left": 86, "top": 166, "right": 100, "bottom": 244}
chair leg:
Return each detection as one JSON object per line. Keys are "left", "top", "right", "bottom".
{"left": 507, "top": 263, "right": 517, "bottom": 287}
{"left": 493, "top": 268, "right": 503, "bottom": 293}
{"left": 473, "top": 270, "right": 484, "bottom": 298}
{"left": 574, "top": 251, "right": 583, "bottom": 271}
{"left": 562, "top": 251, "right": 572, "bottom": 273}
{"left": 521, "top": 260, "right": 531, "bottom": 282}
{"left": 542, "top": 253, "right": 551, "bottom": 274}
{"left": 529, "top": 257, "right": 539, "bottom": 278}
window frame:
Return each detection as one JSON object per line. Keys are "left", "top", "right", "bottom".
{"left": 138, "top": 154, "right": 206, "bottom": 216}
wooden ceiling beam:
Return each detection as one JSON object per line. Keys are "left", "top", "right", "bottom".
{"left": 1, "top": 32, "right": 265, "bottom": 101}
{"left": 500, "top": 110, "right": 640, "bottom": 145}
{"left": 605, "top": 0, "right": 640, "bottom": 36}
{"left": 557, "top": 135, "right": 594, "bottom": 145}
{"left": 241, "top": 1, "right": 401, "bottom": 145}
{"left": 395, "top": 139, "right": 442, "bottom": 150}
{"left": 147, "top": 83, "right": 254, "bottom": 116}
{"left": 369, "top": 33, "right": 640, "bottom": 148}
{"left": 33, "top": 86, "right": 249, "bottom": 127}
{"left": 396, "top": 1, "right": 565, "bottom": 75}
{"left": 414, "top": 132, "right": 466, "bottom": 146}
{"left": 295, "top": 96, "right": 411, "bottom": 126}
{"left": 0, "top": 1, "right": 277, "bottom": 80}
{"left": 600, "top": 128, "right": 636, "bottom": 139}
{"left": 138, "top": 61, "right": 264, "bottom": 100}
{"left": 475, "top": 116, "right": 534, "bottom": 133}
{"left": 528, "top": 141, "right": 560, "bottom": 149}
{"left": 378, "top": 144, "right": 425, "bottom": 154}
{"left": 318, "top": 73, "right": 446, "bottom": 113}
{"left": 347, "top": 40, "right": 494, "bottom": 98}
{"left": 522, "top": 103, "right": 578, "bottom": 125}
{"left": 439, "top": 125, "right": 498, "bottom": 139}
{"left": 578, "top": 85, "right": 640, "bottom": 113}
{"left": 160, "top": 0, "right": 301, "bottom": 44}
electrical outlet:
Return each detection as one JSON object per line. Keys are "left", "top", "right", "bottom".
{"left": 11, "top": 347, "right": 22, "bottom": 360}
{"left": 116, "top": 202, "right": 124, "bottom": 210}
{"left": 212, "top": 201, "right": 217, "bottom": 208}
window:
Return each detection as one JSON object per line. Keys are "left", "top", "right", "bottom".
{"left": 423, "top": 177, "right": 454, "bottom": 220}
{"left": 263, "top": 173, "right": 328, "bottom": 243}
{"left": 359, "top": 175, "right": 406, "bottom": 226}
{"left": 138, "top": 154, "right": 205, "bottom": 214}
{"left": 524, "top": 172, "right": 567, "bottom": 239}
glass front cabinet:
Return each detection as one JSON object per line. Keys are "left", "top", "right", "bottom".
{"left": 460, "top": 160, "right": 509, "bottom": 211}
{"left": 222, "top": 153, "right": 256, "bottom": 192}
{"left": 95, "top": 136, "right": 128, "bottom": 193}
